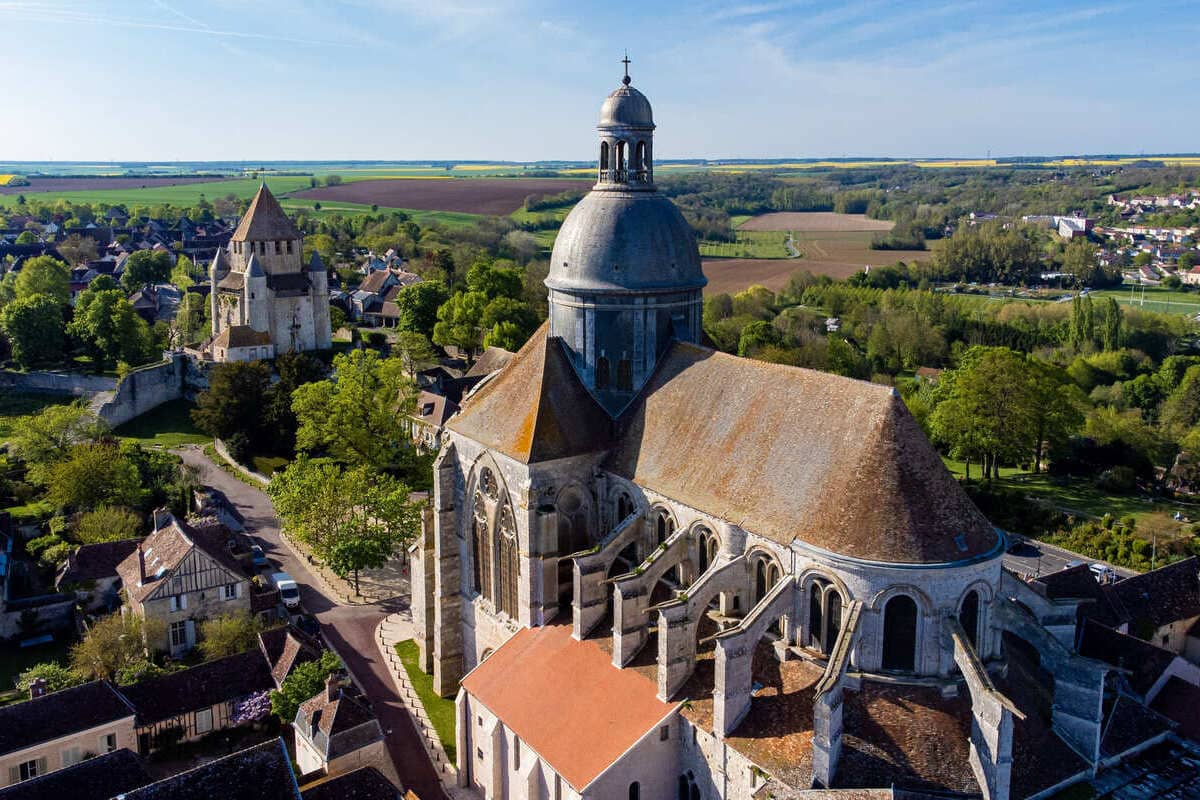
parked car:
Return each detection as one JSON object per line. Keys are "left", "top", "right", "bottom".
{"left": 1089, "top": 563, "right": 1118, "bottom": 584}
{"left": 250, "top": 545, "right": 269, "bottom": 570}
{"left": 271, "top": 572, "right": 301, "bottom": 609}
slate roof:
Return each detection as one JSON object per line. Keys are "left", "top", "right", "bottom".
{"left": 121, "top": 649, "right": 275, "bottom": 725}
{"left": 295, "top": 684, "right": 382, "bottom": 760}
{"left": 121, "top": 738, "right": 300, "bottom": 800}
{"left": 414, "top": 391, "right": 458, "bottom": 430}
{"left": 258, "top": 626, "right": 323, "bottom": 687}
{"left": 357, "top": 270, "right": 394, "bottom": 295}
{"left": 0, "top": 748, "right": 150, "bottom": 800}
{"left": 212, "top": 325, "right": 273, "bottom": 351}
{"left": 1102, "top": 556, "right": 1200, "bottom": 630}
{"left": 116, "top": 514, "right": 245, "bottom": 604}
{"left": 447, "top": 324, "right": 613, "bottom": 464}
{"left": 267, "top": 273, "right": 311, "bottom": 293}
{"left": 607, "top": 341, "right": 1000, "bottom": 564}
{"left": 1078, "top": 619, "right": 1177, "bottom": 696}
{"left": 1150, "top": 676, "right": 1200, "bottom": 740}
{"left": 300, "top": 768, "right": 400, "bottom": 800}
{"left": 464, "top": 345, "right": 515, "bottom": 378}
{"left": 1099, "top": 694, "right": 1173, "bottom": 758}
{"left": 231, "top": 185, "right": 301, "bottom": 242}
{"left": 0, "top": 682, "right": 134, "bottom": 757}
{"left": 57, "top": 538, "right": 139, "bottom": 585}
{"left": 460, "top": 623, "right": 674, "bottom": 791}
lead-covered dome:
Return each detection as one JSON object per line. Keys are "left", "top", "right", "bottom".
{"left": 599, "top": 85, "right": 654, "bottom": 129}
{"left": 547, "top": 192, "right": 705, "bottom": 293}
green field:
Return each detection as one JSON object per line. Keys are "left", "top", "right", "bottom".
{"left": 1090, "top": 285, "right": 1200, "bottom": 316}
{"left": 699, "top": 230, "right": 795, "bottom": 259}
{"left": 395, "top": 640, "right": 456, "bottom": 761}
{"left": 0, "top": 392, "right": 76, "bottom": 445}
{"left": 0, "top": 176, "right": 315, "bottom": 208}
{"left": 113, "top": 399, "right": 209, "bottom": 447}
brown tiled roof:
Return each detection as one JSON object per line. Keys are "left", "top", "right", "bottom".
{"left": 231, "top": 185, "right": 301, "bottom": 242}
{"left": 258, "top": 626, "right": 323, "bottom": 687}
{"left": 447, "top": 324, "right": 613, "bottom": 464}
{"left": 116, "top": 514, "right": 245, "bottom": 604}
{"left": 465, "top": 345, "right": 515, "bottom": 378}
{"left": 357, "top": 270, "right": 393, "bottom": 294}
{"left": 414, "top": 391, "right": 458, "bottom": 429}
{"left": 1102, "top": 556, "right": 1200, "bottom": 630}
{"left": 608, "top": 342, "right": 1000, "bottom": 564}
{"left": 57, "top": 538, "right": 139, "bottom": 585}
{"left": 212, "top": 325, "right": 273, "bottom": 350}
{"left": 0, "top": 682, "right": 134, "bottom": 757}
{"left": 0, "top": 748, "right": 150, "bottom": 800}
{"left": 218, "top": 271, "right": 245, "bottom": 291}
{"left": 300, "top": 768, "right": 399, "bottom": 800}
{"left": 121, "top": 738, "right": 300, "bottom": 800}
{"left": 121, "top": 650, "right": 274, "bottom": 725}
{"left": 380, "top": 301, "right": 400, "bottom": 319}
{"left": 460, "top": 623, "right": 674, "bottom": 791}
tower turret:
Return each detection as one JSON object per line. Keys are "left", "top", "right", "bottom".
{"left": 545, "top": 59, "right": 706, "bottom": 415}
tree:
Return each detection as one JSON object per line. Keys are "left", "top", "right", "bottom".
{"left": 393, "top": 281, "right": 449, "bottom": 339}
{"left": 270, "top": 458, "right": 421, "bottom": 594}
{"left": 6, "top": 403, "right": 107, "bottom": 484}
{"left": 14, "top": 255, "right": 70, "bottom": 305}
{"left": 175, "top": 291, "right": 210, "bottom": 345}
{"left": 292, "top": 350, "right": 417, "bottom": 471}
{"left": 1062, "top": 240, "right": 1101, "bottom": 286}
{"left": 170, "top": 254, "right": 199, "bottom": 290}
{"left": 0, "top": 293, "right": 65, "bottom": 368}
{"left": 1162, "top": 365, "right": 1200, "bottom": 435}
{"left": 16, "top": 662, "right": 85, "bottom": 694}
{"left": 120, "top": 249, "right": 173, "bottom": 291}
{"left": 1133, "top": 251, "right": 1153, "bottom": 267}
{"left": 1180, "top": 252, "right": 1197, "bottom": 271}
{"left": 15, "top": 230, "right": 36, "bottom": 245}
{"left": 270, "top": 650, "right": 342, "bottom": 722}
{"left": 198, "top": 612, "right": 262, "bottom": 661}
{"left": 263, "top": 351, "right": 326, "bottom": 455}
{"left": 71, "top": 613, "right": 166, "bottom": 681}
{"left": 45, "top": 443, "right": 142, "bottom": 512}
{"left": 68, "top": 288, "right": 152, "bottom": 370}
{"left": 483, "top": 321, "right": 526, "bottom": 351}
{"left": 467, "top": 259, "right": 523, "bottom": 300}
{"left": 74, "top": 506, "right": 141, "bottom": 544}
{"left": 432, "top": 291, "right": 488, "bottom": 357}
{"left": 191, "top": 361, "right": 272, "bottom": 446}
{"left": 56, "top": 234, "right": 99, "bottom": 266}
{"left": 392, "top": 330, "right": 437, "bottom": 374}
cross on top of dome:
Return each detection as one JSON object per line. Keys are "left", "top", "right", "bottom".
{"left": 621, "top": 51, "right": 631, "bottom": 85}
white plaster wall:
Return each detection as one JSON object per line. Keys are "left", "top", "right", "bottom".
{"left": 583, "top": 712, "right": 680, "bottom": 800}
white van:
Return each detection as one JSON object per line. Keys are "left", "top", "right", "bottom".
{"left": 271, "top": 572, "right": 302, "bottom": 609}
{"left": 1089, "top": 563, "right": 1117, "bottom": 584}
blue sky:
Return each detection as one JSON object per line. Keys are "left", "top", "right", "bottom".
{"left": 2, "top": 1, "right": 1198, "bottom": 161}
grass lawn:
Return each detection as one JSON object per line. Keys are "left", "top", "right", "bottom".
{"left": 2, "top": 499, "right": 54, "bottom": 524}
{"left": 251, "top": 455, "right": 290, "bottom": 476}
{"left": 114, "top": 399, "right": 209, "bottom": 447}
{"left": 1090, "top": 285, "right": 1200, "bottom": 316}
{"left": 0, "top": 392, "right": 76, "bottom": 445}
{"left": 0, "top": 635, "right": 73, "bottom": 695}
{"left": 0, "top": 176, "right": 315, "bottom": 209}
{"left": 395, "top": 639, "right": 455, "bottom": 762}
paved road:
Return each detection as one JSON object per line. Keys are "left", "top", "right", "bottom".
{"left": 178, "top": 446, "right": 449, "bottom": 800}
{"left": 1001, "top": 533, "right": 1138, "bottom": 581}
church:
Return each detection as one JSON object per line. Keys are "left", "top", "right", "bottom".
{"left": 410, "top": 69, "right": 1179, "bottom": 800}
{"left": 206, "top": 184, "right": 331, "bottom": 362}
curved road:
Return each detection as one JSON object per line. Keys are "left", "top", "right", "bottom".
{"left": 177, "top": 446, "right": 449, "bottom": 800}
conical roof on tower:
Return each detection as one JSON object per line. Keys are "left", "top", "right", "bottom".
{"left": 231, "top": 184, "right": 301, "bottom": 242}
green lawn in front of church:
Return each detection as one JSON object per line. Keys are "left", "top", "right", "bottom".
{"left": 114, "top": 399, "right": 210, "bottom": 447}
{"left": 395, "top": 639, "right": 456, "bottom": 763}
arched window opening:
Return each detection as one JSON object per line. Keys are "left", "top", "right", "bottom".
{"left": 825, "top": 590, "right": 842, "bottom": 656}
{"left": 629, "top": 782, "right": 640, "bottom": 800}
{"left": 696, "top": 527, "right": 716, "bottom": 575}
{"left": 616, "top": 141, "right": 627, "bottom": 180}
{"left": 960, "top": 589, "right": 980, "bottom": 649}
{"left": 600, "top": 141, "right": 610, "bottom": 172}
{"left": 479, "top": 468, "right": 498, "bottom": 499}
{"left": 615, "top": 492, "right": 634, "bottom": 523}
{"left": 882, "top": 594, "right": 918, "bottom": 672}
{"left": 557, "top": 490, "right": 590, "bottom": 555}
{"left": 617, "top": 358, "right": 633, "bottom": 391}
{"left": 809, "top": 582, "right": 825, "bottom": 651}
{"left": 654, "top": 509, "right": 675, "bottom": 544}
{"left": 471, "top": 493, "right": 492, "bottom": 601}
{"left": 596, "top": 356, "right": 610, "bottom": 390}
{"left": 635, "top": 141, "right": 648, "bottom": 179}
{"left": 497, "top": 506, "right": 519, "bottom": 618}
{"left": 753, "top": 560, "right": 768, "bottom": 606}
{"left": 678, "top": 772, "right": 700, "bottom": 800}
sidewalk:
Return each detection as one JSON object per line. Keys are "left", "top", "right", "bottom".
{"left": 375, "top": 612, "right": 475, "bottom": 797}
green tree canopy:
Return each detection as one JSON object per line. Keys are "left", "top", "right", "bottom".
{"left": 191, "top": 361, "right": 273, "bottom": 447}
{"left": 120, "top": 249, "right": 173, "bottom": 291}
{"left": 466, "top": 259, "right": 523, "bottom": 300}
{"left": 198, "top": 612, "right": 263, "bottom": 661}
{"left": 393, "top": 281, "right": 449, "bottom": 339}
{"left": 270, "top": 650, "right": 342, "bottom": 722}
{"left": 70, "top": 613, "right": 166, "bottom": 681}
{"left": 73, "top": 506, "right": 142, "bottom": 544}
{"left": 432, "top": 290, "right": 488, "bottom": 356}
{"left": 0, "top": 293, "right": 65, "bottom": 368}
{"left": 45, "top": 443, "right": 142, "bottom": 512}
{"left": 68, "top": 288, "right": 152, "bottom": 370}
{"left": 16, "top": 662, "right": 85, "bottom": 694}
{"left": 6, "top": 403, "right": 107, "bottom": 484}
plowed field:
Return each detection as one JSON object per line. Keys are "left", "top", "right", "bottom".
{"left": 292, "top": 178, "right": 592, "bottom": 216}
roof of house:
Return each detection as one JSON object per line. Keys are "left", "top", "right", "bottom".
{"left": 1099, "top": 694, "right": 1173, "bottom": 758}
{"left": 57, "top": 538, "right": 140, "bottom": 586}
{"left": 121, "top": 738, "right": 300, "bottom": 800}
{"left": 300, "top": 768, "right": 400, "bottom": 800}
{"left": 231, "top": 185, "right": 301, "bottom": 242}
{"left": 357, "top": 270, "right": 395, "bottom": 295}
{"left": 1102, "top": 556, "right": 1200, "bottom": 630}
{"left": 607, "top": 340, "right": 1000, "bottom": 564}
{"left": 258, "top": 626, "right": 323, "bottom": 687}
{"left": 0, "top": 748, "right": 150, "bottom": 800}
{"left": 0, "top": 682, "right": 134, "bottom": 757}
{"left": 1150, "top": 676, "right": 1200, "bottom": 741}
{"left": 211, "top": 325, "right": 273, "bottom": 351}
{"left": 116, "top": 514, "right": 245, "bottom": 604}
{"left": 413, "top": 391, "right": 458, "bottom": 430}
{"left": 295, "top": 684, "right": 382, "bottom": 760}
{"left": 1078, "top": 619, "right": 1177, "bottom": 696}
{"left": 120, "top": 649, "right": 275, "bottom": 725}
{"left": 447, "top": 324, "right": 613, "bottom": 464}
{"left": 460, "top": 623, "right": 674, "bottom": 791}
{"left": 464, "top": 345, "right": 515, "bottom": 378}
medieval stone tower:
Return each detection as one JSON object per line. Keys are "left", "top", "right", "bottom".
{"left": 546, "top": 66, "right": 706, "bottom": 414}
{"left": 208, "top": 184, "right": 332, "bottom": 361}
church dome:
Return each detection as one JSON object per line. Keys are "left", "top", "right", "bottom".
{"left": 546, "top": 191, "right": 705, "bottom": 293}
{"left": 599, "top": 85, "right": 654, "bottom": 129}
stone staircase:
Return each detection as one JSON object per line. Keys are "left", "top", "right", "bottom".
{"left": 375, "top": 613, "right": 462, "bottom": 791}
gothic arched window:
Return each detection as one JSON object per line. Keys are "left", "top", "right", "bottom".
{"left": 635, "top": 141, "right": 648, "bottom": 179}
{"left": 479, "top": 468, "right": 498, "bottom": 499}
{"left": 615, "top": 491, "right": 634, "bottom": 523}
{"left": 600, "top": 141, "right": 609, "bottom": 172}
{"left": 696, "top": 527, "right": 718, "bottom": 575}
{"left": 497, "top": 506, "right": 519, "bottom": 619}
{"left": 471, "top": 492, "right": 492, "bottom": 601}
{"left": 654, "top": 509, "right": 675, "bottom": 544}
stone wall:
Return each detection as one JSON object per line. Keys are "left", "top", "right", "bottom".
{"left": 0, "top": 369, "right": 116, "bottom": 397}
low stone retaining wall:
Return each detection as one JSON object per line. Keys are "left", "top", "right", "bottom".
{"left": 212, "top": 439, "right": 270, "bottom": 485}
